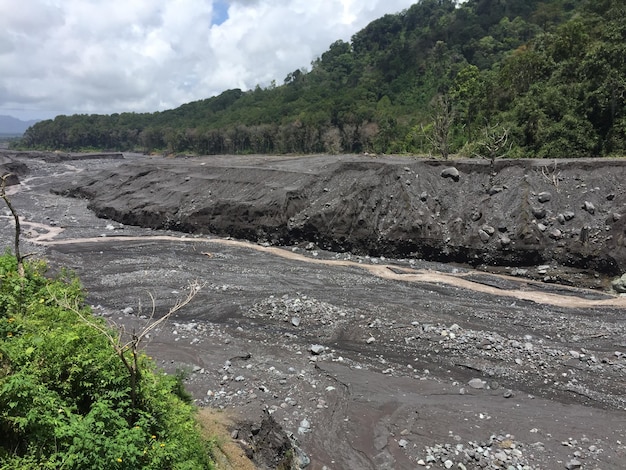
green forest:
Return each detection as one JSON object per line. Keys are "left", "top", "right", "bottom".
{"left": 17, "top": 0, "right": 626, "bottom": 158}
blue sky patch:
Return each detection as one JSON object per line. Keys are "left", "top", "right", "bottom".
{"left": 212, "top": 0, "right": 229, "bottom": 25}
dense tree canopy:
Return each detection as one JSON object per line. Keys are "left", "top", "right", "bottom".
{"left": 18, "top": 0, "right": 626, "bottom": 158}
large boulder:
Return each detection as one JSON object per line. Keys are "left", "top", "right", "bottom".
{"left": 612, "top": 274, "right": 626, "bottom": 293}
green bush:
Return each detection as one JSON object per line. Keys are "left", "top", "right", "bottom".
{"left": 0, "top": 253, "right": 215, "bottom": 469}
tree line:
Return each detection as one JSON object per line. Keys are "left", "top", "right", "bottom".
{"left": 17, "top": 0, "right": 626, "bottom": 158}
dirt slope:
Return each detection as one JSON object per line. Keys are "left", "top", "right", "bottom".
{"left": 56, "top": 154, "right": 626, "bottom": 277}
{"left": 0, "top": 154, "right": 28, "bottom": 186}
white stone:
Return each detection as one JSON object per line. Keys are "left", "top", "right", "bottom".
{"left": 298, "top": 419, "right": 311, "bottom": 434}
{"left": 468, "top": 378, "right": 485, "bottom": 389}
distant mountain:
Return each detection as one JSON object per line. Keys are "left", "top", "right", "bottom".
{"left": 0, "top": 115, "right": 40, "bottom": 135}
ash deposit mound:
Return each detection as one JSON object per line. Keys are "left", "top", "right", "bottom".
{"left": 55, "top": 154, "right": 626, "bottom": 277}
{"left": 0, "top": 154, "right": 28, "bottom": 186}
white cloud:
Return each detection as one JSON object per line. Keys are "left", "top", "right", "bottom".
{"left": 0, "top": 0, "right": 416, "bottom": 120}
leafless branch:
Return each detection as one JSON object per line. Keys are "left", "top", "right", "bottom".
{"left": 474, "top": 123, "right": 511, "bottom": 163}
{"left": 473, "top": 123, "right": 512, "bottom": 189}
{"left": 136, "top": 281, "right": 202, "bottom": 343}
{"left": 540, "top": 160, "right": 561, "bottom": 191}
{"left": 51, "top": 280, "right": 204, "bottom": 414}
{"left": 1, "top": 173, "right": 24, "bottom": 277}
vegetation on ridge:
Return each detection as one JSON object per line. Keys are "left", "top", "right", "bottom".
{"left": 16, "top": 0, "right": 626, "bottom": 158}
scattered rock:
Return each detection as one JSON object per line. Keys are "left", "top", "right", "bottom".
{"left": 310, "top": 344, "right": 325, "bottom": 355}
{"left": 481, "top": 224, "right": 495, "bottom": 236}
{"left": 441, "top": 167, "right": 460, "bottom": 182}
{"left": 468, "top": 378, "right": 486, "bottom": 389}
{"left": 537, "top": 191, "right": 552, "bottom": 203}
{"left": 478, "top": 229, "right": 491, "bottom": 242}
{"left": 583, "top": 201, "right": 595, "bottom": 214}
{"left": 611, "top": 274, "right": 626, "bottom": 293}
{"left": 549, "top": 228, "right": 563, "bottom": 240}
{"left": 298, "top": 418, "right": 311, "bottom": 434}
{"left": 565, "top": 458, "right": 582, "bottom": 470}
{"left": 422, "top": 434, "right": 535, "bottom": 469}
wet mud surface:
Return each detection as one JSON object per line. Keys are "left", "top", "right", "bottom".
{"left": 2, "top": 152, "right": 626, "bottom": 469}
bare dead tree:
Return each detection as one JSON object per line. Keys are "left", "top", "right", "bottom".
{"left": 473, "top": 123, "right": 511, "bottom": 188}
{"left": 540, "top": 159, "right": 561, "bottom": 192}
{"left": 51, "top": 280, "right": 203, "bottom": 415}
{"left": 428, "top": 94, "right": 454, "bottom": 160}
{"left": 1, "top": 173, "right": 25, "bottom": 277}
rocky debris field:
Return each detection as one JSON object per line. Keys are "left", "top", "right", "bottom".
{"left": 2, "top": 151, "right": 626, "bottom": 469}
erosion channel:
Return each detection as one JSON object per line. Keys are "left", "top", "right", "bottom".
{"left": 2, "top": 151, "right": 626, "bottom": 469}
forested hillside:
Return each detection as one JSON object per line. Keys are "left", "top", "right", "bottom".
{"left": 19, "top": 0, "right": 626, "bottom": 158}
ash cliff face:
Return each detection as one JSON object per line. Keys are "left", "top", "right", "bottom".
{"left": 55, "top": 155, "right": 626, "bottom": 276}
{"left": 0, "top": 154, "right": 29, "bottom": 186}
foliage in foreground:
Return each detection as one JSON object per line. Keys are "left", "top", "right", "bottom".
{"left": 0, "top": 253, "right": 214, "bottom": 469}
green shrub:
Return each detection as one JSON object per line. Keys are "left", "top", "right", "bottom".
{"left": 0, "top": 253, "right": 214, "bottom": 469}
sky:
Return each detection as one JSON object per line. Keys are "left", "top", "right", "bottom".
{"left": 0, "top": 0, "right": 417, "bottom": 121}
